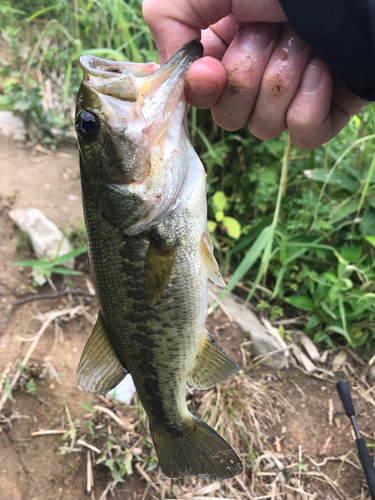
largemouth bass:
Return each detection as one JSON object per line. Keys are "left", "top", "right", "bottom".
{"left": 75, "top": 41, "right": 243, "bottom": 480}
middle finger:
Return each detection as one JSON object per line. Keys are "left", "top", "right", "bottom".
{"left": 248, "top": 24, "right": 313, "bottom": 140}
{"left": 212, "top": 22, "right": 279, "bottom": 131}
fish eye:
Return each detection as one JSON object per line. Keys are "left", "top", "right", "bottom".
{"left": 75, "top": 110, "right": 99, "bottom": 140}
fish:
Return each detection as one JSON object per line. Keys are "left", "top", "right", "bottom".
{"left": 75, "top": 40, "right": 243, "bottom": 480}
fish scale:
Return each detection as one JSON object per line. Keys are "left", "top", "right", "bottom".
{"left": 75, "top": 41, "right": 243, "bottom": 479}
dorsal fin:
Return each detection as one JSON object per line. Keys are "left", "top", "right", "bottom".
{"left": 77, "top": 313, "right": 128, "bottom": 394}
{"left": 201, "top": 231, "right": 226, "bottom": 288}
{"left": 187, "top": 331, "right": 239, "bottom": 390}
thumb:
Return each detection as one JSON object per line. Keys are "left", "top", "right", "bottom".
{"left": 143, "top": 0, "right": 287, "bottom": 64}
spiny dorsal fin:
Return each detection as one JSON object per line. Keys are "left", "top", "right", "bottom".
{"left": 187, "top": 331, "right": 239, "bottom": 390}
{"left": 201, "top": 231, "right": 226, "bottom": 288}
{"left": 77, "top": 313, "right": 128, "bottom": 394}
{"left": 144, "top": 240, "right": 177, "bottom": 306}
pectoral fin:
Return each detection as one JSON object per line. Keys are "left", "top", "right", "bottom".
{"left": 201, "top": 232, "right": 226, "bottom": 288}
{"left": 187, "top": 331, "right": 239, "bottom": 390}
{"left": 144, "top": 240, "right": 177, "bottom": 306}
{"left": 77, "top": 313, "right": 128, "bottom": 394}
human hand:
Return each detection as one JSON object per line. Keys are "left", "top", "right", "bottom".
{"left": 143, "top": 0, "right": 369, "bottom": 149}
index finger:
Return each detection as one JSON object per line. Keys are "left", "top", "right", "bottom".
{"left": 142, "top": 0, "right": 287, "bottom": 63}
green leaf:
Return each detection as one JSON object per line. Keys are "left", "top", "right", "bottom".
{"left": 51, "top": 267, "right": 83, "bottom": 276}
{"left": 212, "top": 191, "right": 227, "bottom": 211}
{"left": 245, "top": 234, "right": 276, "bottom": 303}
{"left": 27, "top": 4, "right": 63, "bottom": 22}
{"left": 259, "top": 168, "right": 277, "bottom": 184}
{"left": 26, "top": 380, "right": 36, "bottom": 395}
{"left": 357, "top": 293, "right": 375, "bottom": 303}
{"left": 313, "top": 331, "right": 335, "bottom": 348}
{"left": 305, "top": 168, "right": 359, "bottom": 193}
{"left": 231, "top": 216, "right": 273, "bottom": 254}
{"left": 220, "top": 224, "right": 275, "bottom": 302}
{"left": 306, "top": 313, "right": 320, "bottom": 329}
{"left": 360, "top": 208, "right": 375, "bottom": 236}
{"left": 105, "top": 459, "right": 125, "bottom": 482}
{"left": 322, "top": 272, "right": 338, "bottom": 284}
{"left": 321, "top": 302, "right": 338, "bottom": 319}
{"left": 330, "top": 200, "right": 359, "bottom": 223}
{"left": 365, "top": 235, "right": 375, "bottom": 248}
{"left": 340, "top": 243, "right": 363, "bottom": 263}
{"left": 5, "top": 376, "right": 12, "bottom": 400}
{"left": 327, "top": 324, "right": 351, "bottom": 344}
{"left": 284, "top": 296, "right": 315, "bottom": 311}
{"left": 342, "top": 278, "right": 353, "bottom": 289}
{"left": 215, "top": 210, "right": 224, "bottom": 222}
{"left": 337, "top": 294, "right": 349, "bottom": 344}
{"left": 207, "top": 221, "right": 217, "bottom": 233}
{"left": 53, "top": 245, "right": 87, "bottom": 265}
{"left": 223, "top": 217, "right": 241, "bottom": 239}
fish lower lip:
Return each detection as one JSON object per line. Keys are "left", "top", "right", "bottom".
{"left": 181, "top": 40, "right": 204, "bottom": 60}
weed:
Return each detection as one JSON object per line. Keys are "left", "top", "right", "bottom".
{"left": 12, "top": 245, "right": 87, "bottom": 285}
{"left": 26, "top": 379, "right": 36, "bottom": 395}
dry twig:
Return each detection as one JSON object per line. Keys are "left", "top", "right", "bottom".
{"left": 0, "top": 288, "right": 95, "bottom": 329}
{"left": 31, "top": 429, "right": 66, "bottom": 436}
{"left": 135, "top": 464, "right": 161, "bottom": 494}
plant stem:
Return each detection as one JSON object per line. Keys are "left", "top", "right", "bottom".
{"left": 273, "top": 134, "right": 292, "bottom": 227}
{"left": 356, "top": 152, "right": 375, "bottom": 218}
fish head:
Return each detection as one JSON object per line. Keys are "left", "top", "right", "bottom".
{"left": 75, "top": 41, "right": 203, "bottom": 188}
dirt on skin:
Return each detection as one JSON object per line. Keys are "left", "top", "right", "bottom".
{"left": 0, "top": 136, "right": 375, "bottom": 500}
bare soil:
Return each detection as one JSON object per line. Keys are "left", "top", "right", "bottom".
{"left": 0, "top": 136, "right": 374, "bottom": 500}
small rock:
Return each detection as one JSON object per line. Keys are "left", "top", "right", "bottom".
{"left": 332, "top": 349, "right": 347, "bottom": 372}
{"left": 0, "top": 111, "right": 26, "bottom": 142}
{"left": 208, "top": 284, "right": 288, "bottom": 370}
{"left": 9, "top": 208, "right": 75, "bottom": 269}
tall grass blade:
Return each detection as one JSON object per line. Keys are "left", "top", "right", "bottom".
{"left": 311, "top": 133, "right": 375, "bottom": 230}
{"left": 219, "top": 224, "right": 275, "bottom": 303}
{"left": 356, "top": 153, "right": 375, "bottom": 217}
{"left": 27, "top": 4, "right": 64, "bottom": 22}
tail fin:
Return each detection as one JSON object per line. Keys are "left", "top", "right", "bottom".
{"left": 150, "top": 415, "right": 243, "bottom": 479}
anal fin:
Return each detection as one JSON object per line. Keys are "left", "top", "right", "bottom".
{"left": 201, "top": 231, "right": 226, "bottom": 288}
{"left": 188, "top": 331, "right": 239, "bottom": 390}
{"left": 77, "top": 313, "right": 128, "bottom": 394}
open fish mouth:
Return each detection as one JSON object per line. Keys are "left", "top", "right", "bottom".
{"left": 78, "top": 40, "right": 203, "bottom": 109}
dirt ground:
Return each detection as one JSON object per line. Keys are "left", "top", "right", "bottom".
{"left": 1, "top": 135, "right": 375, "bottom": 500}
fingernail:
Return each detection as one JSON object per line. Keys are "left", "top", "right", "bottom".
{"left": 301, "top": 62, "right": 323, "bottom": 92}
{"left": 239, "top": 23, "right": 274, "bottom": 52}
{"left": 188, "top": 79, "right": 218, "bottom": 97}
{"left": 282, "top": 33, "right": 307, "bottom": 54}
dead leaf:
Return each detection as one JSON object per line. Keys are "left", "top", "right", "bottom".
{"left": 332, "top": 350, "right": 347, "bottom": 372}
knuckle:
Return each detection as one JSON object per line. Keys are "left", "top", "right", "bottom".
{"left": 262, "top": 71, "right": 288, "bottom": 99}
